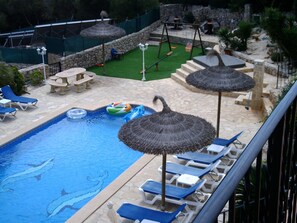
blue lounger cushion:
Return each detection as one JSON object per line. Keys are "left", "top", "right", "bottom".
{"left": 141, "top": 179, "right": 206, "bottom": 200}
{"left": 164, "top": 160, "right": 220, "bottom": 178}
{"left": 117, "top": 202, "right": 186, "bottom": 223}
{"left": 212, "top": 131, "right": 243, "bottom": 147}
{"left": 176, "top": 147, "right": 231, "bottom": 165}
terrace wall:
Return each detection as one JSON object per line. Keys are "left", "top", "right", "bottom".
{"left": 160, "top": 4, "right": 244, "bottom": 29}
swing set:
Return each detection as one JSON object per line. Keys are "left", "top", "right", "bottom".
{"left": 141, "top": 22, "right": 205, "bottom": 75}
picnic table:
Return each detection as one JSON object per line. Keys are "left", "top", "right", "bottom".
{"left": 55, "top": 67, "right": 86, "bottom": 85}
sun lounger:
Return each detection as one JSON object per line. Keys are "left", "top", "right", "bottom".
{"left": 117, "top": 202, "right": 187, "bottom": 223}
{"left": 139, "top": 179, "right": 208, "bottom": 212}
{"left": 0, "top": 106, "right": 17, "bottom": 121}
{"left": 212, "top": 131, "right": 244, "bottom": 148}
{"left": 175, "top": 147, "right": 231, "bottom": 165}
{"left": 174, "top": 147, "right": 236, "bottom": 173}
{"left": 1, "top": 85, "right": 38, "bottom": 110}
{"left": 159, "top": 160, "right": 224, "bottom": 184}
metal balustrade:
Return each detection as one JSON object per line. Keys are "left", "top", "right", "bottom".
{"left": 192, "top": 81, "right": 297, "bottom": 223}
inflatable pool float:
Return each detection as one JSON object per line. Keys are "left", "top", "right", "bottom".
{"left": 106, "top": 102, "right": 132, "bottom": 115}
{"left": 124, "top": 105, "right": 145, "bottom": 122}
{"left": 67, "top": 108, "right": 87, "bottom": 119}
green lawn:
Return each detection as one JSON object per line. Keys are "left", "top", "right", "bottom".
{"left": 88, "top": 43, "right": 203, "bottom": 81}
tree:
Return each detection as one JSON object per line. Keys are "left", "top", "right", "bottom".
{"left": 75, "top": 0, "right": 110, "bottom": 20}
{"left": 50, "top": 0, "right": 77, "bottom": 21}
{"left": 262, "top": 8, "right": 297, "bottom": 61}
{"left": 0, "top": 0, "right": 48, "bottom": 32}
{"left": 110, "top": 0, "right": 159, "bottom": 22}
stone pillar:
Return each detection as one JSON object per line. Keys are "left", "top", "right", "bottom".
{"left": 251, "top": 59, "right": 264, "bottom": 110}
{"left": 243, "top": 4, "right": 251, "bottom": 22}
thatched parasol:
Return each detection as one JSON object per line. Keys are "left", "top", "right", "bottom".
{"left": 186, "top": 50, "right": 255, "bottom": 137}
{"left": 80, "top": 11, "right": 126, "bottom": 73}
{"left": 118, "top": 95, "right": 215, "bottom": 210}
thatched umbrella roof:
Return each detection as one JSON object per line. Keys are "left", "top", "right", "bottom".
{"left": 80, "top": 22, "right": 126, "bottom": 41}
{"left": 118, "top": 95, "right": 215, "bottom": 210}
{"left": 186, "top": 50, "right": 255, "bottom": 137}
{"left": 80, "top": 12, "right": 126, "bottom": 73}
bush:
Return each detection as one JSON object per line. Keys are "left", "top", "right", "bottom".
{"left": 271, "top": 52, "right": 284, "bottom": 62}
{"left": 0, "top": 63, "right": 25, "bottom": 95}
{"left": 218, "top": 21, "right": 252, "bottom": 51}
{"left": 218, "top": 27, "right": 232, "bottom": 49}
{"left": 29, "top": 70, "right": 44, "bottom": 86}
{"left": 11, "top": 66, "right": 25, "bottom": 95}
{"left": 0, "top": 63, "right": 14, "bottom": 87}
{"left": 236, "top": 21, "right": 252, "bottom": 50}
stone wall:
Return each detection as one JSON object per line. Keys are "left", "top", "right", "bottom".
{"left": 19, "top": 64, "right": 49, "bottom": 82}
{"left": 233, "top": 51, "right": 279, "bottom": 76}
{"left": 59, "top": 21, "right": 161, "bottom": 70}
{"left": 160, "top": 4, "right": 243, "bottom": 30}
{"left": 191, "top": 5, "right": 243, "bottom": 29}
{"left": 160, "top": 4, "right": 184, "bottom": 22}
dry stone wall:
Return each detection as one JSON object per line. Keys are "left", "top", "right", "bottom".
{"left": 59, "top": 21, "right": 161, "bottom": 70}
{"left": 160, "top": 4, "right": 244, "bottom": 30}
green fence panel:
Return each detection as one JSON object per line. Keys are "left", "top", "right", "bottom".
{"left": 0, "top": 47, "right": 45, "bottom": 64}
{"left": 139, "top": 8, "right": 160, "bottom": 30}
{"left": 1, "top": 7, "right": 160, "bottom": 62}
{"left": 45, "top": 37, "right": 65, "bottom": 55}
{"left": 118, "top": 19, "right": 137, "bottom": 35}
{"left": 64, "top": 36, "right": 101, "bottom": 56}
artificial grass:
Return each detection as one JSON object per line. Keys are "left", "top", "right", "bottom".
{"left": 87, "top": 43, "right": 203, "bottom": 81}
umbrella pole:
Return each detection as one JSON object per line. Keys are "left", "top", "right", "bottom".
{"left": 102, "top": 43, "right": 106, "bottom": 75}
{"left": 161, "top": 154, "right": 167, "bottom": 211}
{"left": 217, "top": 92, "right": 222, "bottom": 137}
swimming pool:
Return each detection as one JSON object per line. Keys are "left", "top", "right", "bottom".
{"left": 0, "top": 106, "right": 152, "bottom": 222}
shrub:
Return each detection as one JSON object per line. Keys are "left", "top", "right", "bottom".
{"left": 0, "top": 63, "right": 14, "bottom": 87}
{"left": 218, "top": 21, "right": 252, "bottom": 51}
{"left": 0, "top": 63, "right": 25, "bottom": 95}
{"left": 236, "top": 21, "right": 252, "bottom": 50}
{"left": 11, "top": 66, "right": 25, "bottom": 95}
{"left": 218, "top": 27, "right": 232, "bottom": 49}
{"left": 271, "top": 52, "right": 284, "bottom": 62}
{"left": 263, "top": 8, "right": 297, "bottom": 61}
{"left": 29, "top": 70, "right": 44, "bottom": 86}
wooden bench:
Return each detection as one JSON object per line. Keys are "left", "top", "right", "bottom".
{"left": 48, "top": 80, "right": 67, "bottom": 95}
{"left": 73, "top": 76, "right": 93, "bottom": 92}
{"left": 83, "top": 71, "right": 95, "bottom": 83}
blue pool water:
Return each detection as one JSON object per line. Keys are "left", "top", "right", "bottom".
{"left": 0, "top": 106, "right": 152, "bottom": 223}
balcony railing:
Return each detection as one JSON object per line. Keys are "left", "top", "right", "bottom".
{"left": 193, "top": 80, "right": 297, "bottom": 223}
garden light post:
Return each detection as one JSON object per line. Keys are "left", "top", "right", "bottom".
{"left": 139, "top": 43, "right": 148, "bottom": 81}
{"left": 36, "top": 47, "right": 47, "bottom": 83}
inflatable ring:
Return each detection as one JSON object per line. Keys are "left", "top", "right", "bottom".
{"left": 106, "top": 102, "right": 132, "bottom": 115}
{"left": 67, "top": 108, "right": 87, "bottom": 119}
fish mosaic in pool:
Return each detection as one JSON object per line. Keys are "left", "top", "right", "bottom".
{"left": 0, "top": 105, "right": 153, "bottom": 222}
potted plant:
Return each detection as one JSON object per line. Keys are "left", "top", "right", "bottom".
{"left": 217, "top": 27, "right": 233, "bottom": 55}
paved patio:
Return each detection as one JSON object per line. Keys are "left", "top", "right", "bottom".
{"left": 0, "top": 26, "right": 279, "bottom": 223}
